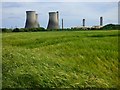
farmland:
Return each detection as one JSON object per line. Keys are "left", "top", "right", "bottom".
{"left": 2, "top": 30, "right": 119, "bottom": 88}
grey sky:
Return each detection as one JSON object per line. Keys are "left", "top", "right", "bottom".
{"left": 2, "top": 2, "right": 118, "bottom": 28}
{"left": 2, "top": 0, "right": 119, "bottom": 2}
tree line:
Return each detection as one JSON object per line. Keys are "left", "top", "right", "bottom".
{"left": 1, "top": 24, "right": 120, "bottom": 33}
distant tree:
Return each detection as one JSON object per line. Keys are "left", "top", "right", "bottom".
{"left": 101, "top": 24, "right": 120, "bottom": 30}
{"left": 13, "top": 28, "right": 20, "bottom": 32}
{"left": 2, "top": 28, "right": 13, "bottom": 32}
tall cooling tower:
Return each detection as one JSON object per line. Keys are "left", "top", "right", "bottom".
{"left": 47, "top": 11, "right": 59, "bottom": 29}
{"left": 25, "top": 11, "right": 39, "bottom": 28}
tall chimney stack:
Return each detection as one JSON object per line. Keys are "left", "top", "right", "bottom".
{"left": 100, "top": 17, "right": 103, "bottom": 26}
{"left": 83, "top": 19, "right": 85, "bottom": 27}
{"left": 35, "top": 14, "right": 40, "bottom": 27}
{"left": 62, "top": 18, "right": 63, "bottom": 29}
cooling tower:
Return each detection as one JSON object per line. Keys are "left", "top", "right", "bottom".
{"left": 100, "top": 17, "right": 103, "bottom": 26}
{"left": 47, "top": 11, "right": 59, "bottom": 29}
{"left": 83, "top": 19, "right": 85, "bottom": 26}
{"left": 35, "top": 14, "right": 40, "bottom": 27}
{"left": 25, "top": 11, "right": 39, "bottom": 28}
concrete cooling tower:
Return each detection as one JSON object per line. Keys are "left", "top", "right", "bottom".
{"left": 47, "top": 11, "right": 59, "bottom": 29}
{"left": 35, "top": 14, "right": 40, "bottom": 27}
{"left": 25, "top": 11, "right": 40, "bottom": 28}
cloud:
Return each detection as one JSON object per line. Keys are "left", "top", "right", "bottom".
{"left": 57, "top": 2, "right": 118, "bottom": 26}
{"left": 2, "top": 2, "right": 118, "bottom": 28}
{"left": 2, "top": 2, "right": 22, "bottom": 8}
{"left": 0, "top": 3, "right": 2, "bottom": 28}
{"left": 118, "top": 1, "right": 120, "bottom": 24}
{"left": 1, "top": 0, "right": 119, "bottom": 2}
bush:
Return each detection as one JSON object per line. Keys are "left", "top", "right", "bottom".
{"left": 12, "top": 27, "right": 45, "bottom": 32}
{"left": 1, "top": 28, "right": 13, "bottom": 32}
{"left": 101, "top": 24, "right": 120, "bottom": 30}
{"left": 13, "top": 28, "right": 20, "bottom": 32}
{"left": 1, "top": 27, "right": 46, "bottom": 33}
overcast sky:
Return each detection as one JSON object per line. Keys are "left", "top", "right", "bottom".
{"left": 1, "top": 1, "right": 118, "bottom": 28}
{"left": 1, "top": 0, "right": 119, "bottom": 2}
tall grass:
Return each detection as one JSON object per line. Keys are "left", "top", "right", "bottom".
{"left": 2, "top": 30, "right": 119, "bottom": 88}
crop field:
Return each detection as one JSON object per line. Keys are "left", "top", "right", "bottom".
{"left": 2, "top": 30, "right": 119, "bottom": 88}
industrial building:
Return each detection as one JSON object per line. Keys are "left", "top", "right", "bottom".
{"left": 47, "top": 11, "right": 59, "bottom": 29}
{"left": 25, "top": 11, "right": 40, "bottom": 28}
{"left": 24, "top": 10, "right": 104, "bottom": 30}
{"left": 71, "top": 17, "right": 103, "bottom": 30}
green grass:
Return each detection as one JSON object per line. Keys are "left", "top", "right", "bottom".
{"left": 2, "top": 30, "right": 119, "bottom": 88}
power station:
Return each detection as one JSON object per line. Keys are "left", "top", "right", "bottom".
{"left": 24, "top": 11, "right": 104, "bottom": 29}
{"left": 25, "top": 11, "right": 40, "bottom": 28}
{"left": 47, "top": 11, "right": 59, "bottom": 29}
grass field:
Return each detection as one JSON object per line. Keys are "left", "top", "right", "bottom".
{"left": 2, "top": 30, "right": 119, "bottom": 88}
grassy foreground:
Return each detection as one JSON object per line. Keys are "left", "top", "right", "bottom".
{"left": 2, "top": 30, "right": 119, "bottom": 88}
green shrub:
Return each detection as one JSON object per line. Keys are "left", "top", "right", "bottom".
{"left": 12, "top": 28, "right": 20, "bottom": 32}
{"left": 1, "top": 28, "right": 13, "bottom": 32}
{"left": 101, "top": 24, "right": 120, "bottom": 30}
{"left": 12, "top": 27, "right": 45, "bottom": 32}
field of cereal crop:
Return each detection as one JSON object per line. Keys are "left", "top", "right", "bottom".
{"left": 2, "top": 30, "right": 119, "bottom": 88}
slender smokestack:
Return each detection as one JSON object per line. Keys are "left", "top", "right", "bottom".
{"left": 47, "top": 11, "right": 59, "bottom": 29}
{"left": 83, "top": 19, "right": 85, "bottom": 27}
{"left": 62, "top": 18, "right": 63, "bottom": 29}
{"left": 35, "top": 14, "right": 40, "bottom": 27}
{"left": 100, "top": 17, "right": 103, "bottom": 26}
{"left": 57, "top": 11, "right": 59, "bottom": 21}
